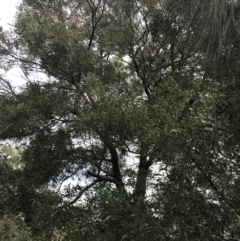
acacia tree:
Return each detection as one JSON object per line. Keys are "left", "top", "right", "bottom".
{"left": 1, "top": 0, "right": 240, "bottom": 240}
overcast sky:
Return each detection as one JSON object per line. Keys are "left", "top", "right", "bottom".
{"left": 0, "top": 0, "right": 20, "bottom": 30}
{"left": 0, "top": 1, "right": 29, "bottom": 87}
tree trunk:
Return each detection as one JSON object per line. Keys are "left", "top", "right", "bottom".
{"left": 109, "top": 145, "right": 125, "bottom": 190}
{"left": 134, "top": 153, "right": 152, "bottom": 198}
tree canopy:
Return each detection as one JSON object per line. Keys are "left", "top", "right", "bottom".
{"left": 1, "top": 0, "right": 240, "bottom": 240}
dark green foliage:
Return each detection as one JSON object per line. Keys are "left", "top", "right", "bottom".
{"left": 1, "top": 0, "right": 240, "bottom": 240}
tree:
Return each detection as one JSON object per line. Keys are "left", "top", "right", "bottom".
{"left": 0, "top": 145, "right": 33, "bottom": 240}
{"left": 1, "top": 0, "right": 240, "bottom": 240}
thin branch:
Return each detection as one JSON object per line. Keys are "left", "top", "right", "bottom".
{"left": 67, "top": 179, "right": 99, "bottom": 205}
{"left": 87, "top": 170, "right": 123, "bottom": 186}
{"left": 0, "top": 76, "right": 16, "bottom": 96}
{"left": 190, "top": 155, "right": 239, "bottom": 215}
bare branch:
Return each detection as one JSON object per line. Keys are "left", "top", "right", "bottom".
{"left": 87, "top": 170, "right": 122, "bottom": 185}
{"left": 67, "top": 179, "right": 99, "bottom": 205}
